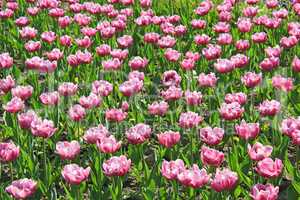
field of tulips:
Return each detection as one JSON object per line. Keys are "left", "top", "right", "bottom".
{"left": 1, "top": 0, "right": 300, "bottom": 199}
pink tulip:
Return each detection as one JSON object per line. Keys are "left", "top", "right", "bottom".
{"left": 74, "top": 13, "right": 91, "bottom": 26}
{"left": 292, "top": 56, "right": 300, "bottom": 72}
{"left": 105, "top": 109, "right": 127, "bottom": 122}
{"left": 39, "top": 91, "right": 60, "bottom": 105}
{"left": 119, "top": 78, "right": 143, "bottom": 97}
{"left": 280, "top": 36, "right": 298, "bottom": 48}
{"left": 246, "top": 0, "right": 259, "bottom": 5}
{"left": 237, "top": 17, "right": 252, "bottom": 32}
{"left": 218, "top": 11, "right": 232, "bottom": 22}
{"left": 198, "top": 72, "right": 218, "bottom": 87}
{"left": 140, "top": 0, "right": 152, "bottom": 8}
{"left": 259, "top": 57, "right": 279, "bottom": 71}
{"left": 230, "top": 54, "right": 249, "bottom": 68}
{"left": 62, "top": 164, "right": 90, "bottom": 185}
{"left": 157, "top": 131, "right": 181, "bottom": 148}
{"left": 15, "top": 17, "right": 30, "bottom": 27}
{"left": 235, "top": 39, "right": 250, "bottom": 51}
{"left": 92, "top": 80, "right": 113, "bottom": 96}
{"left": 202, "top": 44, "right": 222, "bottom": 60}
{"left": 97, "top": 135, "right": 121, "bottom": 153}
{"left": 281, "top": 118, "right": 300, "bottom": 137}
{"left": 96, "top": 44, "right": 111, "bottom": 56}
{"left": 19, "top": 27, "right": 37, "bottom": 39}
{"left": 272, "top": 9, "right": 288, "bottom": 19}
{"left": 0, "top": 75, "right": 15, "bottom": 94}
{"left": 258, "top": 100, "right": 281, "bottom": 117}
{"left": 128, "top": 71, "right": 145, "bottom": 81}
{"left": 55, "top": 141, "right": 80, "bottom": 160}
{"left": 265, "top": 46, "right": 282, "bottom": 58}
{"left": 83, "top": 125, "right": 109, "bottom": 144}
{"left": 161, "top": 86, "right": 183, "bottom": 101}
{"left": 17, "top": 110, "right": 38, "bottom": 129}
{"left": 177, "top": 164, "right": 210, "bottom": 188}
{"left": 194, "top": 34, "right": 211, "bottom": 45}
{"left": 179, "top": 111, "right": 203, "bottom": 128}
{"left": 102, "top": 155, "right": 131, "bottom": 176}
{"left": 68, "top": 104, "right": 86, "bottom": 121}
{"left": 41, "top": 31, "right": 56, "bottom": 44}
{"left": 213, "top": 22, "right": 230, "bottom": 33}
{"left": 243, "top": 6, "right": 258, "bottom": 17}
{"left": 199, "top": 126, "right": 224, "bottom": 146}
{"left": 117, "top": 35, "right": 133, "bottom": 48}
{"left": 157, "top": 35, "right": 176, "bottom": 48}
{"left": 0, "top": 53, "right": 13, "bottom": 69}
{"left": 164, "top": 49, "right": 181, "bottom": 62}
{"left": 214, "top": 58, "right": 234, "bottom": 73}
{"left": 200, "top": 146, "right": 224, "bottom": 167}
{"left": 217, "top": 33, "right": 232, "bottom": 45}
{"left": 162, "top": 70, "right": 181, "bottom": 87}
{"left": 252, "top": 32, "right": 268, "bottom": 43}
{"left": 12, "top": 85, "right": 33, "bottom": 100}
{"left": 79, "top": 93, "right": 101, "bottom": 109}
{"left": 250, "top": 184, "right": 279, "bottom": 200}
{"left": 272, "top": 75, "right": 293, "bottom": 92}
{"left": 148, "top": 101, "right": 169, "bottom": 116}
{"left": 225, "top": 92, "right": 247, "bottom": 105}
{"left": 126, "top": 123, "right": 151, "bottom": 144}
{"left": 110, "top": 49, "right": 129, "bottom": 60}
{"left": 5, "top": 178, "right": 37, "bottom": 199}
{"left": 161, "top": 159, "right": 185, "bottom": 180}
{"left": 220, "top": 102, "right": 244, "bottom": 121}
{"left": 58, "top": 82, "right": 78, "bottom": 96}
{"left": 235, "top": 120, "right": 260, "bottom": 140}
{"left": 0, "top": 9, "right": 14, "bottom": 19}
{"left": 248, "top": 142, "right": 273, "bottom": 161}
{"left": 181, "top": 58, "right": 195, "bottom": 70}
{"left": 59, "top": 35, "right": 72, "bottom": 47}
{"left": 241, "top": 72, "right": 262, "bottom": 88}
{"left": 49, "top": 8, "right": 64, "bottom": 18}
{"left": 102, "top": 58, "right": 122, "bottom": 71}
{"left": 24, "top": 41, "right": 41, "bottom": 52}
{"left": 0, "top": 141, "right": 20, "bottom": 162}
{"left": 58, "top": 16, "right": 72, "bottom": 28}
{"left": 194, "top": 1, "right": 212, "bottom": 16}
{"left": 255, "top": 158, "right": 283, "bottom": 178}
{"left": 185, "top": 90, "right": 202, "bottom": 106}
{"left": 3, "top": 97, "right": 24, "bottom": 113}
{"left": 46, "top": 48, "right": 63, "bottom": 61}
{"left": 144, "top": 32, "right": 160, "bottom": 43}
{"left": 27, "top": 7, "right": 40, "bottom": 16}
{"left": 211, "top": 168, "right": 238, "bottom": 192}
{"left": 30, "top": 118, "right": 56, "bottom": 138}
{"left": 191, "top": 19, "right": 206, "bottom": 29}
{"left": 291, "top": 130, "right": 300, "bottom": 145}
{"left": 75, "top": 36, "right": 92, "bottom": 48}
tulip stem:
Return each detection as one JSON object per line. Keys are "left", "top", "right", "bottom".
{"left": 10, "top": 162, "right": 13, "bottom": 182}
{"left": 43, "top": 139, "right": 48, "bottom": 185}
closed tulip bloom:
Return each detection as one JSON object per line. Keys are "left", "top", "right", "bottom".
{"left": 162, "top": 70, "right": 181, "bottom": 87}
{"left": 92, "top": 80, "right": 113, "bottom": 96}
{"left": 194, "top": 1, "right": 212, "bottom": 16}
{"left": 213, "top": 22, "right": 230, "bottom": 33}
{"left": 126, "top": 123, "right": 151, "bottom": 144}
{"left": 225, "top": 92, "right": 247, "bottom": 105}
{"left": 105, "top": 109, "right": 127, "bottom": 122}
{"left": 218, "top": 11, "right": 232, "bottom": 22}
{"left": 128, "top": 71, "right": 144, "bottom": 81}
{"left": 74, "top": 13, "right": 91, "bottom": 26}
{"left": 265, "top": 46, "right": 281, "bottom": 58}
{"left": 97, "top": 135, "right": 121, "bottom": 153}
{"left": 185, "top": 90, "right": 202, "bottom": 106}
{"left": 110, "top": 49, "right": 128, "bottom": 60}
{"left": 217, "top": 33, "right": 232, "bottom": 45}
{"left": 117, "top": 35, "right": 133, "bottom": 48}
{"left": 280, "top": 36, "right": 298, "bottom": 49}
{"left": 248, "top": 142, "right": 273, "bottom": 161}
{"left": 199, "top": 127, "right": 224, "bottom": 146}
{"left": 250, "top": 184, "right": 279, "bottom": 200}
{"left": 68, "top": 104, "right": 86, "bottom": 121}
{"left": 27, "top": 7, "right": 40, "bottom": 16}
{"left": 211, "top": 168, "right": 238, "bottom": 192}
{"left": 4, "top": 97, "right": 25, "bottom": 113}
{"left": 255, "top": 158, "right": 283, "bottom": 178}
{"left": 24, "top": 40, "right": 41, "bottom": 52}
{"left": 5, "top": 178, "right": 37, "bottom": 199}
{"left": 59, "top": 35, "right": 72, "bottom": 47}
{"left": 191, "top": 19, "right": 206, "bottom": 29}
{"left": 161, "top": 159, "right": 185, "bottom": 180}
{"left": 79, "top": 93, "right": 101, "bottom": 109}
{"left": 67, "top": 55, "right": 79, "bottom": 67}
{"left": 161, "top": 86, "right": 183, "bottom": 101}
{"left": 219, "top": 102, "right": 244, "bottom": 121}
{"left": 241, "top": 72, "right": 262, "bottom": 88}
{"left": 185, "top": 51, "right": 200, "bottom": 62}
{"left": 179, "top": 111, "right": 203, "bottom": 128}
{"left": 292, "top": 56, "right": 300, "bottom": 72}
{"left": 58, "top": 82, "right": 78, "bottom": 96}
{"left": 41, "top": 31, "right": 56, "bottom": 43}
{"left": 180, "top": 58, "right": 195, "bottom": 70}
{"left": 200, "top": 146, "right": 224, "bottom": 167}
{"left": 237, "top": 17, "right": 252, "bottom": 32}
{"left": 194, "top": 34, "right": 211, "bottom": 45}
{"left": 272, "top": 75, "right": 293, "bottom": 92}
{"left": 102, "top": 155, "right": 131, "bottom": 176}
{"left": 164, "top": 49, "right": 181, "bottom": 62}
{"left": 128, "top": 56, "right": 148, "bottom": 70}
{"left": 19, "top": 27, "right": 37, "bottom": 39}
{"left": 157, "top": 131, "right": 181, "bottom": 148}
{"left": 235, "top": 39, "right": 250, "bottom": 51}
{"left": 252, "top": 32, "right": 268, "bottom": 43}
{"left": 177, "top": 164, "right": 210, "bottom": 188}
{"left": 0, "top": 53, "right": 13, "bottom": 69}
{"left": 272, "top": 9, "right": 288, "bottom": 19}
{"left": 230, "top": 54, "right": 249, "bottom": 68}
{"left": 58, "top": 16, "right": 72, "bottom": 28}
{"left": 39, "top": 91, "right": 60, "bottom": 106}
{"left": 157, "top": 35, "right": 176, "bottom": 48}
{"left": 30, "top": 118, "right": 56, "bottom": 138}
{"left": 0, "top": 75, "right": 15, "bottom": 94}
{"left": 258, "top": 100, "right": 281, "bottom": 117}
{"left": 15, "top": 16, "right": 30, "bottom": 27}
{"left": 83, "top": 125, "right": 109, "bottom": 144}
{"left": 291, "top": 130, "right": 300, "bottom": 145}
{"left": 119, "top": 78, "right": 143, "bottom": 97}
{"left": 243, "top": 6, "right": 258, "bottom": 17}
{"left": 75, "top": 36, "right": 92, "bottom": 48}
{"left": 144, "top": 32, "right": 160, "bottom": 43}
{"left": 0, "top": 141, "right": 20, "bottom": 162}
{"left": 76, "top": 50, "right": 92, "bottom": 64}
{"left": 55, "top": 141, "right": 80, "bottom": 160}
{"left": 148, "top": 101, "right": 169, "bottom": 116}
{"left": 96, "top": 44, "right": 111, "bottom": 56}
{"left": 102, "top": 58, "right": 122, "bottom": 71}
{"left": 12, "top": 85, "right": 33, "bottom": 100}
{"left": 46, "top": 48, "right": 63, "bottom": 61}
{"left": 202, "top": 44, "right": 222, "bottom": 60}
{"left": 62, "top": 164, "right": 90, "bottom": 185}
{"left": 17, "top": 110, "right": 38, "bottom": 129}
{"left": 235, "top": 120, "right": 260, "bottom": 140}
{"left": 198, "top": 72, "right": 218, "bottom": 87}
{"left": 214, "top": 59, "right": 234, "bottom": 73}
{"left": 140, "top": 0, "right": 152, "bottom": 8}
